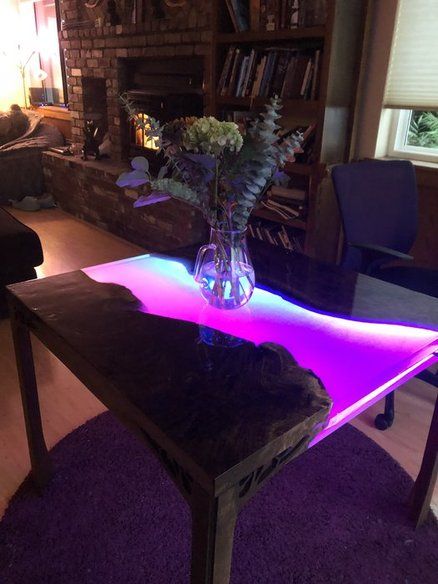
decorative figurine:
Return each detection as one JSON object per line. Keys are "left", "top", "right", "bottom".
{"left": 82, "top": 121, "right": 101, "bottom": 161}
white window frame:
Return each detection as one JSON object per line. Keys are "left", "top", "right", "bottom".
{"left": 387, "top": 109, "right": 438, "bottom": 164}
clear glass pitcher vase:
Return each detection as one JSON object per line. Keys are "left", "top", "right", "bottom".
{"left": 194, "top": 227, "right": 255, "bottom": 309}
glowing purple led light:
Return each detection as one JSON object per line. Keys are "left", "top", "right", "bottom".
{"left": 84, "top": 254, "right": 438, "bottom": 443}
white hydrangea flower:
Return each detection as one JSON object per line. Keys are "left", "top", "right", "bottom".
{"left": 183, "top": 117, "right": 243, "bottom": 156}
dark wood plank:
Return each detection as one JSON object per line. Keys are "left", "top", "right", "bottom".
{"left": 410, "top": 391, "right": 438, "bottom": 527}
{"left": 191, "top": 486, "right": 238, "bottom": 584}
{"left": 6, "top": 259, "right": 333, "bottom": 494}
{"left": 216, "top": 26, "right": 326, "bottom": 44}
{"left": 8, "top": 299, "right": 52, "bottom": 491}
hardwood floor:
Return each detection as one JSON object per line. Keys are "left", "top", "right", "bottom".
{"left": 0, "top": 207, "right": 436, "bottom": 519}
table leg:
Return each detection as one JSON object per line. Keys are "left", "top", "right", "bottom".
{"left": 410, "top": 391, "right": 438, "bottom": 527}
{"left": 9, "top": 306, "right": 52, "bottom": 491}
{"left": 190, "top": 486, "right": 238, "bottom": 584}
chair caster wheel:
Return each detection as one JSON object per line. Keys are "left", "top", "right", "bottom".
{"left": 374, "top": 413, "right": 393, "bottom": 431}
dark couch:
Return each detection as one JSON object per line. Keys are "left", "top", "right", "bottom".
{"left": 0, "top": 208, "right": 43, "bottom": 316}
{"left": 0, "top": 112, "right": 64, "bottom": 204}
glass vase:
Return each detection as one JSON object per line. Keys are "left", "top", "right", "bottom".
{"left": 194, "top": 227, "right": 255, "bottom": 309}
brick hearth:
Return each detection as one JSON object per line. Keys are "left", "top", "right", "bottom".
{"left": 43, "top": 152, "right": 207, "bottom": 251}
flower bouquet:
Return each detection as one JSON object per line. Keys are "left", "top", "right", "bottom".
{"left": 117, "top": 95, "right": 302, "bottom": 309}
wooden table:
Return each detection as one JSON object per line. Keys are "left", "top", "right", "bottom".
{"left": 7, "top": 243, "right": 438, "bottom": 583}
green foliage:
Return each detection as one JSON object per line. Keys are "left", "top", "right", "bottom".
{"left": 119, "top": 93, "right": 163, "bottom": 147}
{"left": 222, "top": 96, "right": 301, "bottom": 229}
{"left": 117, "top": 95, "right": 302, "bottom": 231}
{"left": 149, "top": 178, "right": 202, "bottom": 209}
{"left": 407, "top": 111, "right": 438, "bottom": 148}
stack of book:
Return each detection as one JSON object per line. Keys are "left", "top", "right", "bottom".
{"left": 218, "top": 47, "right": 321, "bottom": 101}
{"left": 263, "top": 185, "right": 307, "bottom": 220}
{"left": 248, "top": 220, "right": 303, "bottom": 252}
{"left": 225, "top": 1, "right": 327, "bottom": 33}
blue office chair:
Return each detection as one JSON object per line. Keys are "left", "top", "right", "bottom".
{"left": 332, "top": 159, "right": 438, "bottom": 430}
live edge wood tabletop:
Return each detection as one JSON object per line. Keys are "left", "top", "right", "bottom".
{"left": 7, "top": 241, "right": 438, "bottom": 584}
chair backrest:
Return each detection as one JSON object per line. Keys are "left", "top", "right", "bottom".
{"left": 331, "top": 160, "right": 418, "bottom": 269}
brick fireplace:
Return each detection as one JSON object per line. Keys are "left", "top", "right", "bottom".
{"left": 59, "top": 0, "right": 212, "bottom": 159}
{"left": 43, "top": 0, "right": 212, "bottom": 251}
{"left": 123, "top": 55, "right": 204, "bottom": 158}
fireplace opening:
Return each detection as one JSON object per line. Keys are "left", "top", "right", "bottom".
{"left": 83, "top": 78, "right": 108, "bottom": 145}
{"left": 121, "top": 56, "right": 205, "bottom": 162}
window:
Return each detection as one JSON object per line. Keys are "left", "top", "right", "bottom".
{"left": 383, "top": 1, "right": 438, "bottom": 110}
{"left": 383, "top": 0, "right": 438, "bottom": 163}
{"left": 388, "top": 110, "right": 438, "bottom": 163}
{"left": 18, "top": 0, "right": 67, "bottom": 106}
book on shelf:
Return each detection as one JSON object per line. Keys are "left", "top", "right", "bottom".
{"left": 248, "top": 219, "right": 303, "bottom": 252}
{"left": 250, "top": 0, "right": 261, "bottom": 30}
{"left": 281, "top": 53, "right": 309, "bottom": 99}
{"left": 241, "top": 49, "right": 256, "bottom": 96}
{"left": 226, "top": 0, "right": 250, "bottom": 32}
{"left": 218, "top": 46, "right": 236, "bottom": 95}
{"left": 227, "top": 48, "right": 243, "bottom": 97}
{"left": 310, "top": 49, "right": 321, "bottom": 100}
{"left": 259, "top": 51, "right": 278, "bottom": 97}
{"left": 270, "top": 50, "right": 290, "bottom": 96}
{"left": 251, "top": 54, "right": 267, "bottom": 98}
{"left": 218, "top": 47, "right": 321, "bottom": 101}
{"left": 270, "top": 185, "right": 306, "bottom": 202}
{"left": 243, "top": 0, "right": 326, "bottom": 32}
{"left": 262, "top": 189, "right": 307, "bottom": 219}
{"left": 261, "top": 199, "right": 301, "bottom": 220}
{"left": 300, "top": 58, "right": 313, "bottom": 96}
{"left": 236, "top": 55, "right": 250, "bottom": 97}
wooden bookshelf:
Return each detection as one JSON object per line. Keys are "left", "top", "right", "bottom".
{"left": 210, "top": 0, "right": 368, "bottom": 259}
{"left": 284, "top": 162, "right": 317, "bottom": 176}
{"left": 216, "top": 26, "right": 327, "bottom": 44}
{"left": 216, "top": 96, "right": 320, "bottom": 116}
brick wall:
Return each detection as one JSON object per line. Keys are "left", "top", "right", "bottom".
{"left": 43, "top": 151, "right": 207, "bottom": 251}
{"left": 59, "top": 0, "right": 212, "bottom": 158}
{"left": 45, "top": 2, "right": 211, "bottom": 250}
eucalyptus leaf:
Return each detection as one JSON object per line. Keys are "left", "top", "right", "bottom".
{"left": 133, "top": 193, "right": 171, "bottom": 208}
{"left": 157, "top": 165, "right": 168, "bottom": 180}
{"left": 183, "top": 152, "right": 216, "bottom": 169}
{"left": 116, "top": 170, "right": 150, "bottom": 188}
{"left": 117, "top": 95, "right": 303, "bottom": 231}
{"left": 131, "top": 157, "right": 149, "bottom": 172}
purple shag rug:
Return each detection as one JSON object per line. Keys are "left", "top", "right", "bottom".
{"left": 0, "top": 413, "right": 437, "bottom": 584}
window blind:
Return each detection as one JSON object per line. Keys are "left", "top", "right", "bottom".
{"left": 383, "top": 0, "right": 438, "bottom": 109}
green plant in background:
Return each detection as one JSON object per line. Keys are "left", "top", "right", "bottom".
{"left": 407, "top": 111, "right": 438, "bottom": 149}
{"left": 117, "top": 94, "right": 302, "bottom": 231}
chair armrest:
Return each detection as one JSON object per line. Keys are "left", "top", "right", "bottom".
{"left": 349, "top": 243, "right": 414, "bottom": 275}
